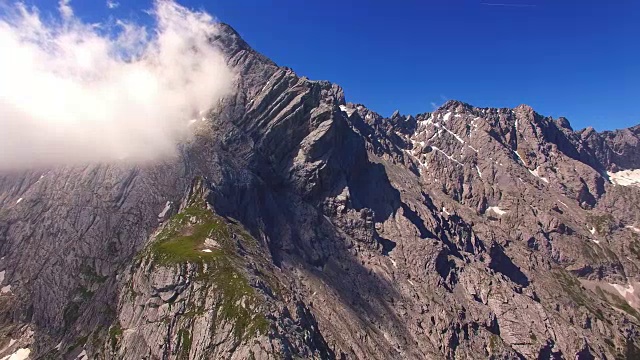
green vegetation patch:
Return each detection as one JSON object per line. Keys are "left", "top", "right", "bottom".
{"left": 595, "top": 285, "right": 608, "bottom": 300}
{"left": 149, "top": 204, "right": 232, "bottom": 265}
{"left": 555, "top": 270, "right": 605, "bottom": 321}
{"left": 109, "top": 323, "right": 123, "bottom": 350}
{"left": 581, "top": 242, "right": 599, "bottom": 262}
{"left": 581, "top": 241, "right": 619, "bottom": 264}
{"left": 587, "top": 213, "right": 616, "bottom": 235}
{"left": 177, "top": 328, "right": 192, "bottom": 360}
{"left": 63, "top": 302, "right": 81, "bottom": 328}
{"left": 604, "top": 338, "right": 616, "bottom": 349}
{"left": 629, "top": 238, "right": 640, "bottom": 260}
{"left": 197, "top": 255, "right": 270, "bottom": 341}
{"left": 147, "top": 199, "right": 270, "bottom": 342}
{"left": 594, "top": 285, "right": 640, "bottom": 321}
{"left": 614, "top": 339, "right": 640, "bottom": 360}
{"left": 77, "top": 286, "right": 94, "bottom": 300}
{"left": 600, "top": 289, "right": 640, "bottom": 321}
{"left": 66, "top": 335, "right": 88, "bottom": 354}
{"left": 488, "top": 334, "right": 501, "bottom": 353}
{"left": 79, "top": 264, "right": 108, "bottom": 283}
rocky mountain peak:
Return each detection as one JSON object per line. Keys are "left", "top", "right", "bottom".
{"left": 556, "top": 116, "right": 573, "bottom": 130}
{"left": 440, "top": 99, "right": 473, "bottom": 113}
{"left": 514, "top": 103, "right": 535, "bottom": 111}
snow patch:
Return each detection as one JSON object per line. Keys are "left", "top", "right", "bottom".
{"left": 468, "top": 145, "right": 479, "bottom": 153}
{"left": 529, "top": 167, "right": 549, "bottom": 183}
{"left": 608, "top": 169, "right": 640, "bottom": 187}
{"left": 15, "top": 198, "right": 22, "bottom": 204}
{"left": 442, "top": 207, "right": 450, "bottom": 216}
{"left": 487, "top": 206, "right": 506, "bottom": 216}
{"left": 591, "top": 239, "right": 600, "bottom": 244}
{"left": 558, "top": 200, "right": 568, "bottom": 208}
{"left": 513, "top": 150, "right": 526, "bottom": 166}
{"left": 419, "top": 115, "right": 434, "bottom": 127}
{"left": 0, "top": 348, "right": 30, "bottom": 360}
{"left": 389, "top": 258, "right": 397, "bottom": 268}
{"left": 610, "top": 283, "right": 635, "bottom": 299}
{"left": 76, "top": 349, "right": 88, "bottom": 360}
{"left": 403, "top": 149, "right": 429, "bottom": 174}
{"left": 443, "top": 112, "right": 452, "bottom": 121}
{"left": 339, "top": 105, "right": 355, "bottom": 116}
{"left": 430, "top": 146, "right": 463, "bottom": 167}
{"left": 1, "top": 285, "right": 11, "bottom": 294}
{"left": 476, "top": 166, "right": 482, "bottom": 178}
{"left": 0, "top": 271, "right": 4, "bottom": 284}
{"left": 410, "top": 139, "right": 425, "bottom": 149}
{"left": 258, "top": 77, "right": 272, "bottom": 94}
{"left": 433, "top": 123, "right": 465, "bottom": 144}
{"left": 626, "top": 226, "right": 640, "bottom": 233}
{"left": 158, "top": 201, "right": 172, "bottom": 218}
{"left": 441, "top": 125, "right": 465, "bottom": 144}
{"left": 201, "top": 249, "right": 212, "bottom": 253}
{"left": 426, "top": 130, "right": 440, "bottom": 142}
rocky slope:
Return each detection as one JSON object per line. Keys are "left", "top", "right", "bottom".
{"left": 1, "top": 23, "right": 640, "bottom": 359}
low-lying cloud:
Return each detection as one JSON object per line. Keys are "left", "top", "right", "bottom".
{"left": 0, "top": 0, "right": 234, "bottom": 170}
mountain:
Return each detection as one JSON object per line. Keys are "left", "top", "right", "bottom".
{"left": 1, "top": 23, "right": 640, "bottom": 359}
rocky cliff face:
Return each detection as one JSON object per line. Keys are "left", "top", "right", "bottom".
{"left": 1, "top": 24, "right": 640, "bottom": 359}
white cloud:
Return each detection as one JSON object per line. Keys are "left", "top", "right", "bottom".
{"left": 0, "top": 0, "right": 235, "bottom": 170}
{"left": 58, "top": 0, "right": 74, "bottom": 19}
{"left": 107, "top": 0, "right": 120, "bottom": 9}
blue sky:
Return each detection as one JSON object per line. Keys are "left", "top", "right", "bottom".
{"left": 23, "top": 0, "right": 640, "bottom": 130}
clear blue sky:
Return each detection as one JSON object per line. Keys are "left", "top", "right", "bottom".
{"left": 26, "top": 0, "right": 640, "bottom": 130}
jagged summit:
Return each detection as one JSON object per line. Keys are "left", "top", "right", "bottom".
{"left": 441, "top": 99, "right": 472, "bottom": 110}
{"left": 1, "top": 19, "right": 640, "bottom": 360}
{"left": 514, "top": 103, "right": 535, "bottom": 111}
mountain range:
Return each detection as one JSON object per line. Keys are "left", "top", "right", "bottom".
{"left": 1, "top": 23, "right": 640, "bottom": 359}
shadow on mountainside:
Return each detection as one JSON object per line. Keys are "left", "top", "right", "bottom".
{"left": 205, "top": 126, "right": 421, "bottom": 356}
{"left": 209, "top": 179, "right": 418, "bottom": 357}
